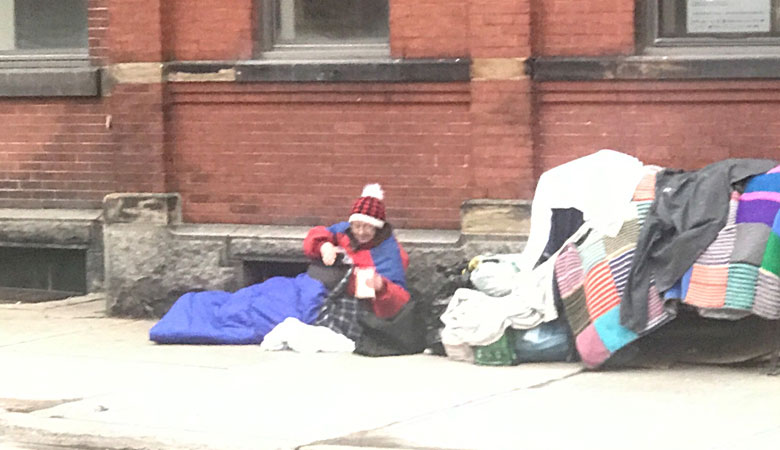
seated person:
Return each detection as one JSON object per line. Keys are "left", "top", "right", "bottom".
{"left": 305, "top": 183, "right": 410, "bottom": 341}
{"left": 149, "top": 183, "right": 409, "bottom": 346}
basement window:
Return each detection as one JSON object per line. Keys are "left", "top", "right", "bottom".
{"left": 0, "top": 247, "right": 87, "bottom": 303}
{"left": 242, "top": 260, "right": 308, "bottom": 287}
{"left": 257, "top": 0, "right": 390, "bottom": 59}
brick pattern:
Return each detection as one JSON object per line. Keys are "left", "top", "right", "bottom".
{"left": 110, "top": 84, "right": 166, "bottom": 193}
{"left": 165, "top": 82, "right": 472, "bottom": 229}
{"left": 88, "top": 0, "right": 109, "bottom": 65}
{"left": 163, "top": 0, "right": 254, "bottom": 61}
{"left": 0, "top": 82, "right": 167, "bottom": 209}
{"left": 470, "top": 80, "right": 535, "bottom": 199}
{"left": 534, "top": 81, "right": 780, "bottom": 176}
{"left": 108, "top": 0, "right": 163, "bottom": 62}
{"left": 390, "top": 0, "right": 469, "bottom": 58}
{"left": 531, "top": 0, "right": 634, "bottom": 56}
{"left": 469, "top": 0, "right": 531, "bottom": 58}
{"left": 0, "top": 100, "right": 113, "bottom": 209}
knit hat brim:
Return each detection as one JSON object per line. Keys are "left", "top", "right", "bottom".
{"left": 349, "top": 213, "right": 385, "bottom": 229}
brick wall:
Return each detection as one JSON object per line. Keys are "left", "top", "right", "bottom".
{"left": 390, "top": 0, "right": 469, "bottom": 58}
{"left": 0, "top": 99, "right": 113, "bottom": 209}
{"left": 531, "top": 0, "right": 634, "bottom": 56}
{"left": 110, "top": 84, "right": 167, "bottom": 194}
{"left": 162, "top": 0, "right": 254, "bottom": 61}
{"left": 88, "top": 0, "right": 109, "bottom": 65}
{"left": 534, "top": 81, "right": 780, "bottom": 175}
{"left": 470, "top": 80, "right": 535, "bottom": 199}
{"left": 108, "top": 0, "right": 163, "bottom": 62}
{"left": 470, "top": 0, "right": 531, "bottom": 57}
{"left": 165, "top": 82, "right": 472, "bottom": 229}
{"left": 468, "top": 0, "right": 535, "bottom": 199}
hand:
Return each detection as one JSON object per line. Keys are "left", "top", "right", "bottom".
{"left": 371, "top": 272, "right": 384, "bottom": 291}
{"left": 320, "top": 242, "right": 337, "bottom": 266}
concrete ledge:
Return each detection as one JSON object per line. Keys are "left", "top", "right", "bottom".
{"left": 0, "top": 67, "right": 100, "bottom": 97}
{"left": 529, "top": 55, "right": 780, "bottom": 81}
{"left": 0, "top": 208, "right": 102, "bottom": 249}
{"left": 166, "top": 59, "right": 471, "bottom": 83}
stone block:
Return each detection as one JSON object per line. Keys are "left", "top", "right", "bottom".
{"left": 460, "top": 199, "right": 531, "bottom": 236}
{"left": 103, "top": 193, "right": 181, "bottom": 226}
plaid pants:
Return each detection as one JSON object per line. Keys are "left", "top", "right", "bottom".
{"left": 314, "top": 266, "right": 364, "bottom": 342}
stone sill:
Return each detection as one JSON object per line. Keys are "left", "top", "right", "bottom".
{"left": 0, "top": 208, "right": 102, "bottom": 221}
{"left": 171, "top": 223, "right": 462, "bottom": 247}
{"left": 528, "top": 56, "right": 780, "bottom": 81}
{"left": 0, "top": 208, "right": 103, "bottom": 250}
{"left": 0, "top": 67, "right": 100, "bottom": 97}
{"left": 165, "top": 58, "right": 471, "bottom": 83}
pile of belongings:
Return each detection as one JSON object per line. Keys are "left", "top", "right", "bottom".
{"left": 439, "top": 150, "right": 780, "bottom": 369}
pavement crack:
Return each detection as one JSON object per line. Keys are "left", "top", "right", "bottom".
{"left": 526, "top": 368, "right": 583, "bottom": 389}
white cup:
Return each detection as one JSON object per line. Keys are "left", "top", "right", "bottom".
{"left": 354, "top": 267, "right": 376, "bottom": 299}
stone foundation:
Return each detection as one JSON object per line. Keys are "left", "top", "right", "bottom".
{"left": 2, "top": 193, "right": 531, "bottom": 317}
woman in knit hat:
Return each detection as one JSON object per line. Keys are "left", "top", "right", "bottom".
{"left": 150, "top": 183, "right": 410, "bottom": 348}
{"left": 303, "top": 183, "right": 410, "bottom": 326}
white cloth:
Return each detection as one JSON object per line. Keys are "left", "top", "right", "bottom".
{"left": 519, "top": 149, "right": 645, "bottom": 272}
{"left": 440, "top": 284, "right": 551, "bottom": 347}
{"left": 260, "top": 317, "right": 355, "bottom": 353}
{"left": 450, "top": 223, "right": 591, "bottom": 349}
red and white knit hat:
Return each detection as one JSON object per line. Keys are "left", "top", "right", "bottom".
{"left": 349, "top": 183, "right": 386, "bottom": 228}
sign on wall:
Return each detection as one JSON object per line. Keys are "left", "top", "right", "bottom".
{"left": 687, "top": 0, "right": 772, "bottom": 33}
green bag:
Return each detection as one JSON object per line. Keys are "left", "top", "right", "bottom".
{"left": 473, "top": 329, "right": 518, "bottom": 366}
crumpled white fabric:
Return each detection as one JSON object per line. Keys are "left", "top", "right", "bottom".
{"left": 260, "top": 317, "right": 355, "bottom": 353}
{"left": 447, "top": 224, "right": 591, "bottom": 348}
{"left": 519, "top": 149, "right": 645, "bottom": 272}
{"left": 440, "top": 279, "right": 552, "bottom": 348}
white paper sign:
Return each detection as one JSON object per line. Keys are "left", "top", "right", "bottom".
{"left": 687, "top": 0, "right": 771, "bottom": 33}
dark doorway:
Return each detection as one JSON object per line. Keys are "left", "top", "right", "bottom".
{"left": 242, "top": 260, "right": 308, "bottom": 287}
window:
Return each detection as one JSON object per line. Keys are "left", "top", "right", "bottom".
{"left": 0, "top": 0, "right": 88, "bottom": 56}
{"left": 643, "top": 0, "right": 780, "bottom": 49}
{"left": 259, "top": 0, "right": 390, "bottom": 58}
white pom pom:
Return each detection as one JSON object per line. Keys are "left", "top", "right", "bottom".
{"left": 361, "top": 183, "right": 384, "bottom": 200}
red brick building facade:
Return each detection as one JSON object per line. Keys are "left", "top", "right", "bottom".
{"left": 2, "top": 0, "right": 779, "bottom": 230}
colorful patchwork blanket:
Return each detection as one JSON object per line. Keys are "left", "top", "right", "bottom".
{"left": 554, "top": 167, "right": 675, "bottom": 368}
{"left": 668, "top": 166, "right": 780, "bottom": 319}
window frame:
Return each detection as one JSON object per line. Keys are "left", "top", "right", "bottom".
{"left": 0, "top": 0, "right": 89, "bottom": 66}
{"left": 638, "top": 0, "right": 780, "bottom": 54}
{"left": 255, "top": 0, "right": 390, "bottom": 60}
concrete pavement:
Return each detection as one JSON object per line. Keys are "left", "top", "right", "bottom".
{"left": 1, "top": 295, "right": 778, "bottom": 450}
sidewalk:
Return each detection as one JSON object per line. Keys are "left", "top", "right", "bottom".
{"left": 1, "top": 295, "right": 779, "bottom": 450}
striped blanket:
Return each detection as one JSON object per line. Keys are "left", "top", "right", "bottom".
{"left": 554, "top": 167, "right": 674, "bottom": 368}
{"left": 671, "top": 166, "right": 780, "bottom": 319}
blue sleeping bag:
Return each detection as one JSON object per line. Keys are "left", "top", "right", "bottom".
{"left": 149, "top": 273, "right": 328, "bottom": 344}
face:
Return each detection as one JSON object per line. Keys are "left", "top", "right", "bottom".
{"left": 350, "top": 221, "right": 377, "bottom": 244}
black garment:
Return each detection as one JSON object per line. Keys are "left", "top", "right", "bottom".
{"left": 355, "top": 298, "right": 426, "bottom": 357}
{"left": 535, "top": 208, "right": 584, "bottom": 268}
{"left": 307, "top": 261, "right": 349, "bottom": 291}
{"left": 621, "top": 158, "right": 778, "bottom": 333}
